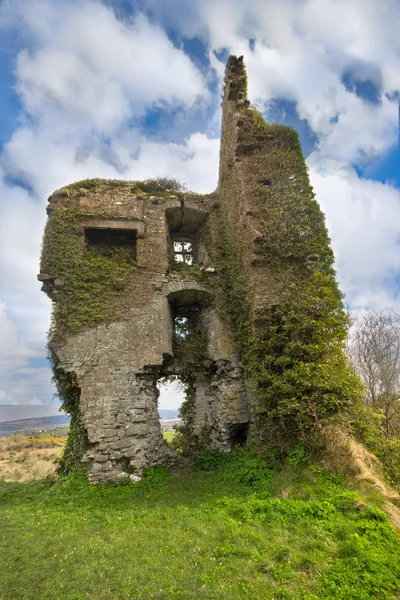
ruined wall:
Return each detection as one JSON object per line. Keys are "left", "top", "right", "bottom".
{"left": 40, "top": 56, "right": 360, "bottom": 481}
{"left": 40, "top": 180, "right": 249, "bottom": 482}
{"left": 215, "top": 56, "right": 361, "bottom": 446}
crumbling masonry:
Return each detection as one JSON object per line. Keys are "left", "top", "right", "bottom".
{"left": 39, "top": 56, "right": 333, "bottom": 482}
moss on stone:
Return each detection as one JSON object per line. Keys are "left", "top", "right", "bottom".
{"left": 52, "top": 367, "right": 87, "bottom": 475}
{"left": 65, "top": 177, "right": 187, "bottom": 196}
{"left": 41, "top": 198, "right": 136, "bottom": 341}
{"left": 216, "top": 107, "right": 363, "bottom": 447}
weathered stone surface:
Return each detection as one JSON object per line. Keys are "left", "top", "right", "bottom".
{"left": 37, "top": 273, "right": 53, "bottom": 282}
{"left": 52, "top": 187, "right": 70, "bottom": 198}
{"left": 94, "top": 454, "right": 110, "bottom": 463}
{"left": 92, "top": 462, "right": 103, "bottom": 473}
{"left": 39, "top": 55, "right": 280, "bottom": 483}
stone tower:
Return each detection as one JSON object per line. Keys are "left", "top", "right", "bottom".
{"left": 40, "top": 56, "right": 346, "bottom": 482}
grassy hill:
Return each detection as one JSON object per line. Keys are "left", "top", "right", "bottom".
{"left": 1, "top": 447, "right": 399, "bottom": 600}
{"left": 0, "top": 431, "right": 67, "bottom": 482}
{"left": 0, "top": 414, "right": 70, "bottom": 435}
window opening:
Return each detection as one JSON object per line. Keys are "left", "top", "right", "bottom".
{"left": 173, "top": 241, "right": 193, "bottom": 265}
{"left": 85, "top": 228, "right": 137, "bottom": 260}
{"left": 231, "top": 423, "right": 249, "bottom": 448}
{"left": 174, "top": 315, "right": 189, "bottom": 338}
{"left": 157, "top": 376, "right": 185, "bottom": 443}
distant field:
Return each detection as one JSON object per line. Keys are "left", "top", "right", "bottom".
{"left": 0, "top": 427, "right": 176, "bottom": 482}
{"left": 162, "top": 430, "right": 176, "bottom": 442}
{"left": 0, "top": 431, "right": 66, "bottom": 482}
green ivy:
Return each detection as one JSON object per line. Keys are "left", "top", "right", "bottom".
{"left": 41, "top": 198, "right": 136, "bottom": 340}
{"left": 41, "top": 194, "right": 138, "bottom": 473}
{"left": 169, "top": 310, "right": 214, "bottom": 456}
{"left": 66, "top": 177, "right": 186, "bottom": 195}
{"left": 216, "top": 108, "right": 364, "bottom": 447}
{"left": 52, "top": 368, "right": 87, "bottom": 475}
{"left": 172, "top": 310, "right": 213, "bottom": 381}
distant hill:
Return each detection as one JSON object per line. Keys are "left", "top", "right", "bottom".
{"left": 0, "top": 412, "right": 179, "bottom": 436}
{"left": 158, "top": 410, "right": 180, "bottom": 420}
{"left": 0, "top": 414, "right": 70, "bottom": 436}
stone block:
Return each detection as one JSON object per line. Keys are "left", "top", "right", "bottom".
{"left": 124, "top": 447, "right": 141, "bottom": 458}
{"left": 94, "top": 454, "right": 109, "bottom": 463}
{"left": 129, "top": 458, "right": 142, "bottom": 470}
{"left": 117, "top": 438, "right": 135, "bottom": 449}
{"left": 92, "top": 462, "right": 103, "bottom": 473}
{"left": 110, "top": 452, "right": 123, "bottom": 460}
{"left": 52, "top": 187, "right": 69, "bottom": 198}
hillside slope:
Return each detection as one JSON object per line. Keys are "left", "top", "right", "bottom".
{"left": 1, "top": 448, "right": 399, "bottom": 600}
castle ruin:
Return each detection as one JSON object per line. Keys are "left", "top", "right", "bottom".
{"left": 39, "top": 56, "right": 353, "bottom": 482}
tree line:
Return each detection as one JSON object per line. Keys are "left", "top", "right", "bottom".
{"left": 349, "top": 308, "right": 400, "bottom": 437}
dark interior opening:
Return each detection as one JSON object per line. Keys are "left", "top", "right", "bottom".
{"left": 230, "top": 423, "right": 249, "bottom": 448}
{"left": 85, "top": 228, "right": 137, "bottom": 260}
{"left": 260, "top": 178, "right": 271, "bottom": 187}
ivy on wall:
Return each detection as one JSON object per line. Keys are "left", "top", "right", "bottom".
{"left": 41, "top": 190, "right": 140, "bottom": 471}
{"left": 169, "top": 310, "right": 214, "bottom": 456}
{"left": 52, "top": 366, "right": 87, "bottom": 475}
{"left": 41, "top": 198, "right": 136, "bottom": 340}
{"left": 216, "top": 100, "right": 363, "bottom": 446}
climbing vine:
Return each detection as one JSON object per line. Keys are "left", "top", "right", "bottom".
{"left": 51, "top": 366, "right": 87, "bottom": 475}
{"left": 66, "top": 177, "right": 187, "bottom": 195}
{"left": 41, "top": 197, "right": 136, "bottom": 340}
{"left": 168, "top": 309, "right": 214, "bottom": 456}
{"left": 216, "top": 106, "right": 363, "bottom": 446}
{"left": 172, "top": 311, "right": 213, "bottom": 381}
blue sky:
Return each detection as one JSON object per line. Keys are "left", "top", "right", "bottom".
{"left": 0, "top": 0, "right": 399, "bottom": 411}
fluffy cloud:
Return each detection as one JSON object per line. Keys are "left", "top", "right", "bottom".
{"left": 308, "top": 156, "right": 400, "bottom": 308}
{"left": 146, "top": 0, "right": 400, "bottom": 162}
{"left": 1, "top": 0, "right": 400, "bottom": 409}
{"left": 0, "top": 300, "right": 55, "bottom": 406}
{"left": 7, "top": 1, "right": 206, "bottom": 129}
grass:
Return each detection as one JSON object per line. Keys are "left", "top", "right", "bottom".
{"left": 0, "top": 432, "right": 66, "bottom": 482}
{"left": 1, "top": 447, "right": 399, "bottom": 600}
{"left": 162, "top": 431, "right": 176, "bottom": 443}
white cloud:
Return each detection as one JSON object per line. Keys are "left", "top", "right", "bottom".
{"left": 0, "top": 300, "right": 55, "bottom": 406}
{"left": 146, "top": 0, "right": 400, "bottom": 163}
{"left": 0, "top": 302, "right": 32, "bottom": 373}
{"left": 158, "top": 380, "right": 185, "bottom": 411}
{"left": 1, "top": 0, "right": 400, "bottom": 410}
{"left": 16, "top": 48, "right": 131, "bottom": 132}
{"left": 124, "top": 133, "right": 219, "bottom": 193}
{"left": 9, "top": 1, "right": 206, "bottom": 134}
{"left": 308, "top": 156, "right": 400, "bottom": 309}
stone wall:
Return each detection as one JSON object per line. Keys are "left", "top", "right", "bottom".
{"left": 39, "top": 55, "right": 308, "bottom": 481}
{"left": 40, "top": 168, "right": 256, "bottom": 480}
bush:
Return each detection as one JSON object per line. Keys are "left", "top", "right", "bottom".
{"left": 195, "top": 446, "right": 273, "bottom": 488}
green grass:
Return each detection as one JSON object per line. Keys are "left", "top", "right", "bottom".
{"left": 0, "top": 448, "right": 399, "bottom": 600}
{"left": 162, "top": 431, "right": 176, "bottom": 442}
